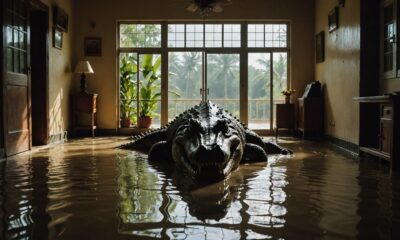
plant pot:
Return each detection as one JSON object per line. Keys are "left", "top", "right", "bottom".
{"left": 138, "top": 116, "right": 152, "bottom": 128}
{"left": 120, "top": 118, "right": 131, "bottom": 128}
{"left": 285, "top": 95, "right": 291, "bottom": 104}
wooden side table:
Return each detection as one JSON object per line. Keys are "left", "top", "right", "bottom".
{"left": 275, "top": 103, "right": 295, "bottom": 138}
{"left": 72, "top": 92, "right": 98, "bottom": 137}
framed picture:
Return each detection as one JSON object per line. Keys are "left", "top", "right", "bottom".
{"left": 53, "top": 27, "right": 63, "bottom": 49}
{"left": 84, "top": 37, "right": 102, "bottom": 57}
{"left": 316, "top": 31, "right": 325, "bottom": 63}
{"left": 53, "top": 6, "right": 68, "bottom": 32}
{"left": 328, "top": 7, "right": 339, "bottom": 33}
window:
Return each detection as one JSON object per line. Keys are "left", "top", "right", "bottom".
{"left": 118, "top": 22, "right": 290, "bottom": 131}
{"left": 382, "top": 0, "right": 400, "bottom": 78}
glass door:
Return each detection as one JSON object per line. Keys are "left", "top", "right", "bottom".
{"left": 119, "top": 53, "right": 162, "bottom": 128}
{"left": 248, "top": 52, "right": 288, "bottom": 131}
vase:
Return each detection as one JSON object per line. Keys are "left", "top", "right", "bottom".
{"left": 285, "top": 95, "right": 291, "bottom": 104}
{"left": 120, "top": 118, "right": 131, "bottom": 128}
{"left": 138, "top": 116, "right": 152, "bottom": 128}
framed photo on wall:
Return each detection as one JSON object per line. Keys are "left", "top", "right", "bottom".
{"left": 316, "top": 31, "right": 325, "bottom": 63}
{"left": 328, "top": 7, "right": 339, "bottom": 33}
{"left": 84, "top": 37, "right": 102, "bottom": 57}
{"left": 53, "top": 27, "right": 63, "bottom": 49}
{"left": 53, "top": 6, "right": 68, "bottom": 32}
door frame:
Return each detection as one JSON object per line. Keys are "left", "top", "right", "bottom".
{"left": 30, "top": 0, "right": 49, "bottom": 145}
{"left": 0, "top": 0, "right": 4, "bottom": 157}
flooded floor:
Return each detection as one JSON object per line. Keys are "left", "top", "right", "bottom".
{"left": 0, "top": 137, "right": 399, "bottom": 239}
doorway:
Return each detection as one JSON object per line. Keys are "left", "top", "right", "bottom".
{"left": 30, "top": 1, "right": 49, "bottom": 145}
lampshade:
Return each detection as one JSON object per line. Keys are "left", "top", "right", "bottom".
{"left": 74, "top": 60, "right": 94, "bottom": 74}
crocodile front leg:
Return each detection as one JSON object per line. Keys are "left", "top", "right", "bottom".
{"left": 242, "top": 143, "right": 268, "bottom": 162}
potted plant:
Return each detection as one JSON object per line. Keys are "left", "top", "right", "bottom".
{"left": 138, "top": 55, "right": 162, "bottom": 128}
{"left": 281, "top": 88, "right": 296, "bottom": 104}
{"left": 120, "top": 54, "right": 137, "bottom": 128}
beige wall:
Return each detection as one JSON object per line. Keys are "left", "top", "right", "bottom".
{"left": 315, "top": 0, "right": 360, "bottom": 144}
{"left": 40, "top": 0, "right": 74, "bottom": 136}
{"left": 73, "top": 0, "right": 315, "bottom": 130}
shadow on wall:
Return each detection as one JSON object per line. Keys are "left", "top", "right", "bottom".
{"left": 49, "top": 89, "right": 65, "bottom": 135}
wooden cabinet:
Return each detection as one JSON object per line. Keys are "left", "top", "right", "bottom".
{"left": 297, "top": 97, "right": 324, "bottom": 139}
{"left": 72, "top": 92, "right": 98, "bottom": 137}
{"left": 275, "top": 103, "right": 295, "bottom": 138}
{"left": 355, "top": 94, "right": 400, "bottom": 170}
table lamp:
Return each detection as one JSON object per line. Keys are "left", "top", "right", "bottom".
{"left": 74, "top": 60, "right": 94, "bottom": 93}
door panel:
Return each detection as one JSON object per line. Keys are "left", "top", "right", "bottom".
{"left": 3, "top": 0, "right": 30, "bottom": 156}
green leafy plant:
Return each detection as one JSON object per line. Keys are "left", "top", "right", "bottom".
{"left": 119, "top": 54, "right": 138, "bottom": 123}
{"left": 139, "top": 54, "right": 162, "bottom": 118}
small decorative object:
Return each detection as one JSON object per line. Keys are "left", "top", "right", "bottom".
{"left": 282, "top": 89, "right": 296, "bottom": 104}
{"left": 53, "top": 27, "right": 63, "bottom": 49}
{"left": 53, "top": 6, "right": 68, "bottom": 32}
{"left": 74, "top": 60, "right": 94, "bottom": 93}
{"left": 84, "top": 37, "right": 102, "bottom": 57}
{"left": 338, "top": 0, "right": 345, "bottom": 7}
{"left": 316, "top": 31, "right": 325, "bottom": 63}
{"left": 328, "top": 7, "right": 339, "bottom": 33}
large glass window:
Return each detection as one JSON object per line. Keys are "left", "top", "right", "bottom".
{"left": 118, "top": 22, "right": 289, "bottom": 131}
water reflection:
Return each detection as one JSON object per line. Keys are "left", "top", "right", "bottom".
{"left": 0, "top": 138, "right": 399, "bottom": 239}
{"left": 117, "top": 151, "right": 288, "bottom": 239}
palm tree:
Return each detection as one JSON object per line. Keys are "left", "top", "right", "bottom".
{"left": 208, "top": 54, "right": 240, "bottom": 99}
{"left": 182, "top": 52, "right": 202, "bottom": 98}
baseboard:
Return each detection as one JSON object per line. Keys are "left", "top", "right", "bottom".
{"left": 47, "top": 131, "right": 68, "bottom": 145}
{"left": 325, "top": 135, "right": 359, "bottom": 157}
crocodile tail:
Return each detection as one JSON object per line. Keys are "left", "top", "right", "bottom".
{"left": 119, "top": 129, "right": 167, "bottom": 150}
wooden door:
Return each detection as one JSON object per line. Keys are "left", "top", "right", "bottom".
{"left": 3, "top": 0, "right": 31, "bottom": 156}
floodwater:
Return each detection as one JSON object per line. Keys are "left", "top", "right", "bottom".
{"left": 0, "top": 137, "right": 399, "bottom": 240}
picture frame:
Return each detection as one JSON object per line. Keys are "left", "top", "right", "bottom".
{"left": 53, "top": 6, "right": 68, "bottom": 32}
{"left": 316, "top": 31, "right": 325, "bottom": 63}
{"left": 328, "top": 7, "right": 339, "bottom": 33}
{"left": 84, "top": 37, "right": 102, "bottom": 57}
{"left": 53, "top": 27, "right": 63, "bottom": 49}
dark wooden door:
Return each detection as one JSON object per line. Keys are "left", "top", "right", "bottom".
{"left": 3, "top": 0, "right": 31, "bottom": 156}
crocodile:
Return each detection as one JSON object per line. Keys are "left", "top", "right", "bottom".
{"left": 120, "top": 101, "right": 291, "bottom": 181}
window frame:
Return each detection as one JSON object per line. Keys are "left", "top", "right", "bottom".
{"left": 117, "top": 21, "right": 291, "bottom": 133}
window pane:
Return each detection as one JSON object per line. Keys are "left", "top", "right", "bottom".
{"left": 272, "top": 52, "right": 288, "bottom": 128}
{"left": 265, "top": 24, "right": 287, "bottom": 48}
{"left": 186, "top": 24, "right": 203, "bottom": 48}
{"left": 168, "top": 52, "right": 203, "bottom": 121}
{"left": 248, "top": 24, "right": 264, "bottom": 48}
{"left": 139, "top": 54, "right": 161, "bottom": 127}
{"left": 168, "top": 24, "right": 185, "bottom": 47}
{"left": 119, "top": 24, "right": 161, "bottom": 48}
{"left": 384, "top": 4, "right": 394, "bottom": 72}
{"left": 207, "top": 54, "right": 240, "bottom": 118}
{"left": 248, "top": 53, "right": 271, "bottom": 130}
{"left": 119, "top": 53, "right": 138, "bottom": 126}
{"left": 224, "top": 24, "right": 240, "bottom": 48}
